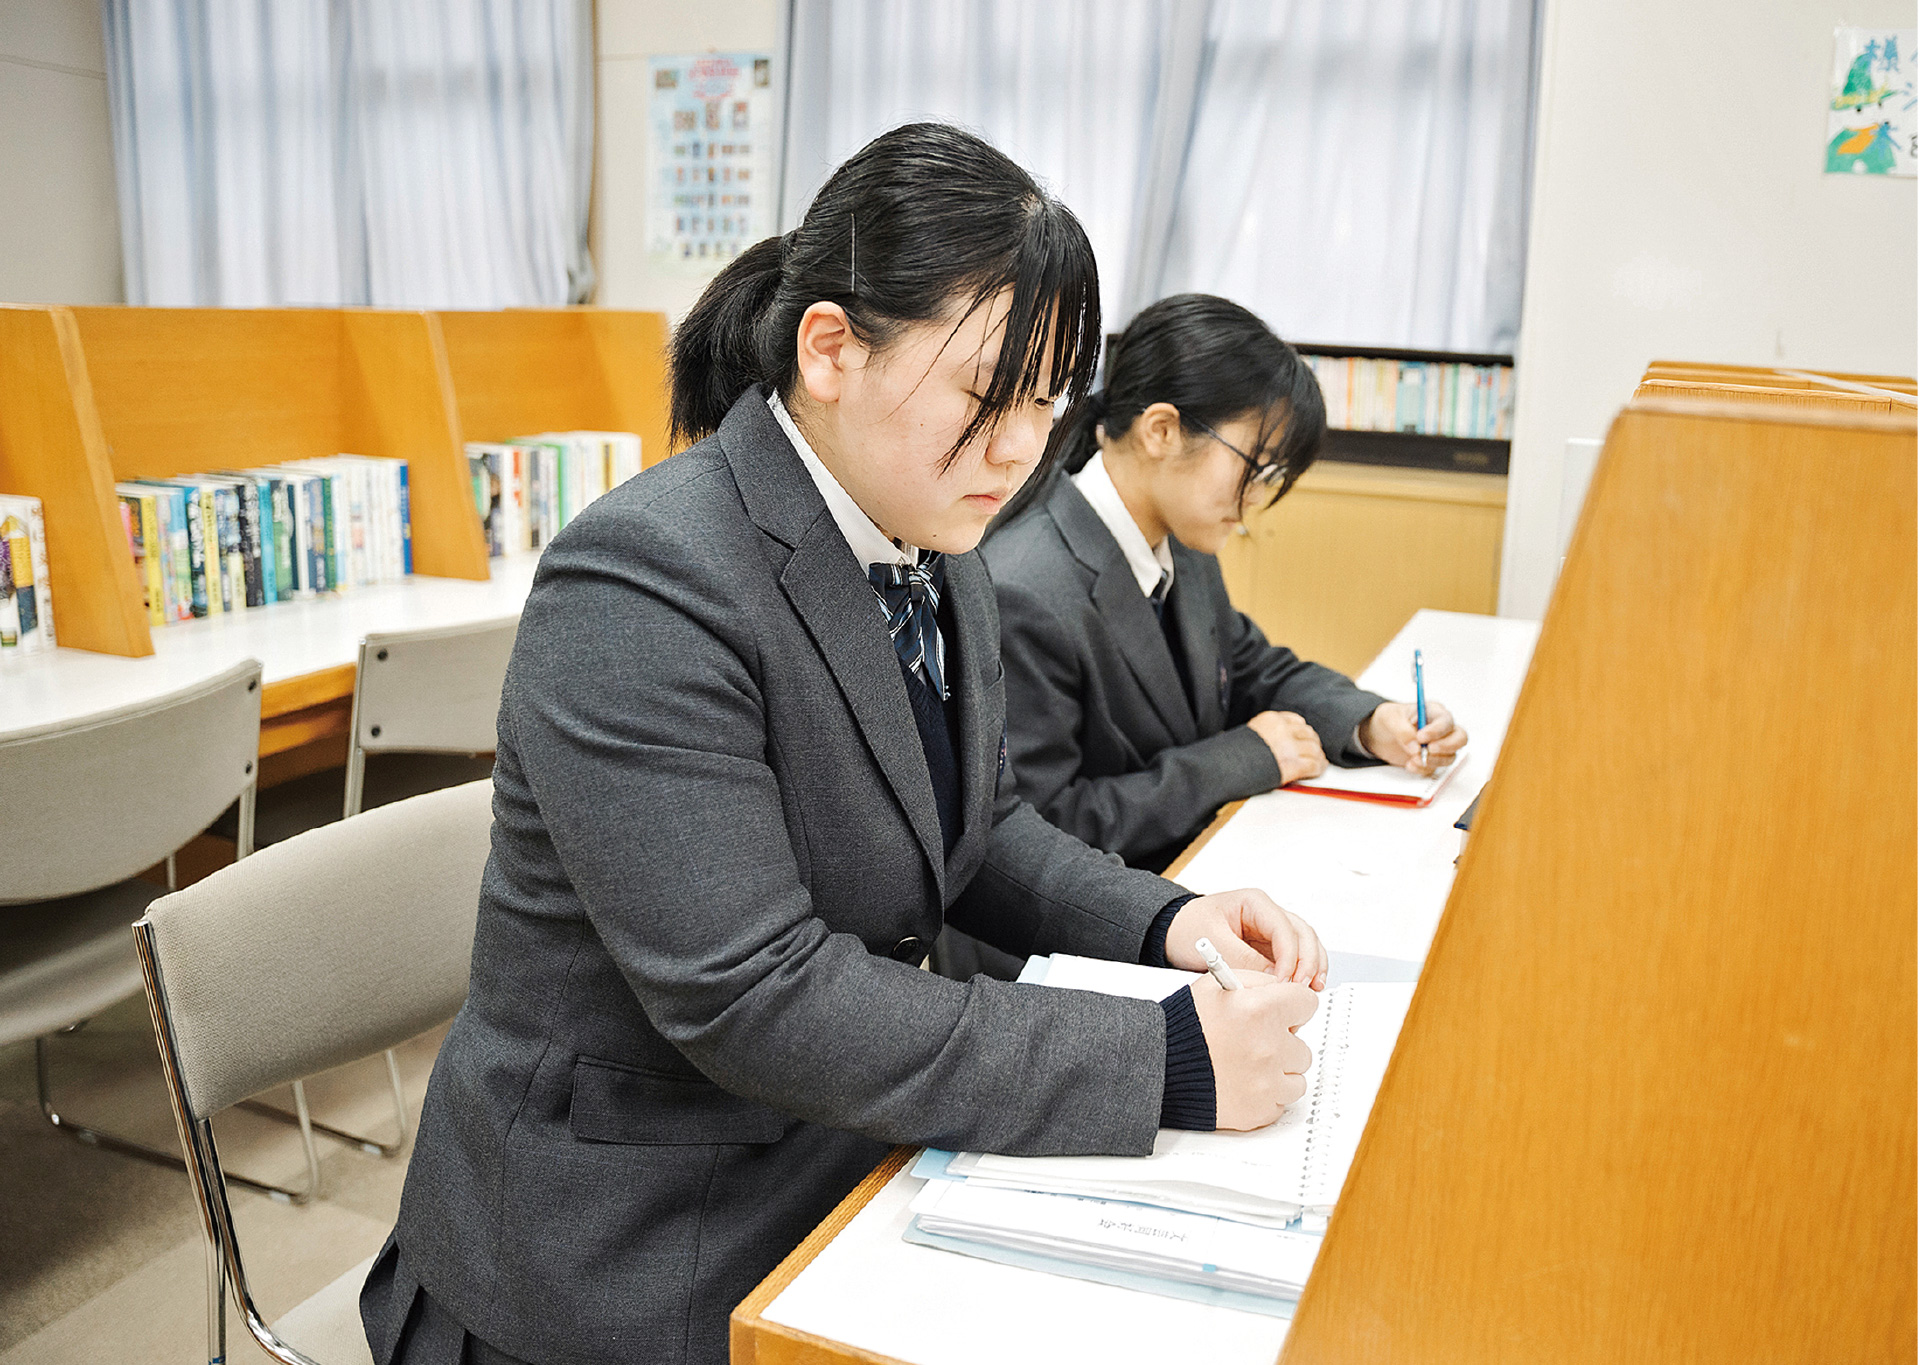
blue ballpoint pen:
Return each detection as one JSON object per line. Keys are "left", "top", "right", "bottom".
{"left": 1413, "top": 649, "right": 1428, "bottom": 769}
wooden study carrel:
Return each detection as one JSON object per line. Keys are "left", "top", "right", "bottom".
{"left": 1281, "top": 382, "right": 1915, "bottom": 1360}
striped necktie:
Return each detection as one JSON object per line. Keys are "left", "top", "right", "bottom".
{"left": 868, "top": 553, "right": 947, "bottom": 700}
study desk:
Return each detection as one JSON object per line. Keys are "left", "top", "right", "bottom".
{"left": 0, "top": 555, "right": 539, "bottom": 756}
{"left": 731, "top": 608, "right": 1541, "bottom": 1365}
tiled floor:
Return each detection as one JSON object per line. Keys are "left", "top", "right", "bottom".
{"left": 0, "top": 994, "right": 447, "bottom": 1362}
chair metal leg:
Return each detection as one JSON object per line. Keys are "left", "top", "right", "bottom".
{"left": 206, "top": 1222, "right": 228, "bottom": 1365}
{"left": 35, "top": 1031, "right": 316, "bottom": 1204}
{"left": 236, "top": 1050, "right": 410, "bottom": 1157}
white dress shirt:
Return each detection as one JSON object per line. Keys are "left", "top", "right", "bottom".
{"left": 1072, "top": 451, "right": 1173, "bottom": 598}
{"left": 768, "top": 391, "right": 945, "bottom": 685}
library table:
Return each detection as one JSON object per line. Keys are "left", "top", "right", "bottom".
{"left": 0, "top": 555, "right": 540, "bottom": 757}
{"left": 731, "top": 608, "right": 1541, "bottom": 1365}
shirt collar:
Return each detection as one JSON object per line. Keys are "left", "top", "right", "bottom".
{"left": 1072, "top": 450, "right": 1173, "bottom": 597}
{"left": 768, "top": 391, "right": 916, "bottom": 570}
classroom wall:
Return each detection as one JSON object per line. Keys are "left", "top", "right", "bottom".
{"left": 1499, "top": 0, "right": 1917, "bottom": 619}
{"left": 0, "top": 0, "right": 122, "bottom": 304}
{"left": 594, "top": 0, "right": 783, "bottom": 320}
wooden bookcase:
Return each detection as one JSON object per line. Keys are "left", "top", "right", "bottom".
{"left": 0, "top": 305, "right": 671, "bottom": 664}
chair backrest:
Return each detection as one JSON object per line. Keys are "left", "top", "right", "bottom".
{"left": 351, "top": 615, "right": 519, "bottom": 755}
{"left": 0, "top": 660, "right": 261, "bottom": 904}
{"left": 137, "top": 779, "right": 492, "bottom": 1122}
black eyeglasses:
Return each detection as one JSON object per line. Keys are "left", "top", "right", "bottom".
{"left": 1190, "top": 419, "right": 1290, "bottom": 490}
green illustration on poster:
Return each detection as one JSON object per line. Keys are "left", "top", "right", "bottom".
{"left": 648, "top": 53, "right": 777, "bottom": 275}
{"left": 1826, "top": 28, "right": 1915, "bottom": 177}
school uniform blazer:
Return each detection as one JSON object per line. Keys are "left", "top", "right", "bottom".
{"left": 375, "top": 389, "right": 1185, "bottom": 1365}
{"left": 982, "top": 473, "right": 1388, "bottom": 871}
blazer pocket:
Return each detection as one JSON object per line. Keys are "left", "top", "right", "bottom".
{"left": 568, "top": 1056, "right": 793, "bottom": 1146}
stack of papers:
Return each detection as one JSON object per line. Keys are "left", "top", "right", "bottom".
{"left": 903, "top": 956, "right": 1415, "bottom": 1316}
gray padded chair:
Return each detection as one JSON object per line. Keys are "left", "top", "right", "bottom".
{"left": 135, "top": 779, "right": 493, "bottom": 1365}
{"left": 0, "top": 660, "right": 314, "bottom": 1198}
{"left": 230, "top": 614, "right": 516, "bottom": 1164}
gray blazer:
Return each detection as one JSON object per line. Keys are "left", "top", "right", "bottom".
{"left": 376, "top": 391, "right": 1183, "bottom": 1365}
{"left": 982, "top": 473, "right": 1387, "bottom": 871}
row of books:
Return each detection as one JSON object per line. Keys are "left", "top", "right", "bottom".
{"left": 0, "top": 494, "right": 55, "bottom": 655}
{"left": 466, "top": 431, "right": 643, "bottom": 558}
{"left": 115, "top": 456, "right": 412, "bottom": 626}
{"left": 1303, "top": 353, "right": 1515, "bottom": 441}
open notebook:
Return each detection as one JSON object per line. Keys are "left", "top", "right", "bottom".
{"left": 902, "top": 956, "right": 1415, "bottom": 1312}
{"left": 1289, "top": 749, "right": 1467, "bottom": 808}
{"left": 952, "top": 958, "right": 1415, "bottom": 1228}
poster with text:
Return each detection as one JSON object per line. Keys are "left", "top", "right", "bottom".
{"left": 650, "top": 53, "right": 776, "bottom": 272}
{"left": 1827, "top": 29, "right": 1916, "bottom": 177}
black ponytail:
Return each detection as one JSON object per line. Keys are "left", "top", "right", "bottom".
{"left": 669, "top": 122, "right": 1102, "bottom": 454}
{"left": 995, "top": 295, "right": 1326, "bottom": 527}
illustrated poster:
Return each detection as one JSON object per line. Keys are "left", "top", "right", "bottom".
{"left": 1827, "top": 29, "right": 1916, "bottom": 177}
{"left": 649, "top": 53, "right": 776, "bottom": 272}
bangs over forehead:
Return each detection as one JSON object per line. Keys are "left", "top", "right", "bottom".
{"left": 939, "top": 196, "right": 1102, "bottom": 460}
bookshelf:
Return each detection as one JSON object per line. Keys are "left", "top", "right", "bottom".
{"left": 1299, "top": 343, "right": 1514, "bottom": 475}
{"left": 0, "top": 304, "right": 670, "bottom": 766}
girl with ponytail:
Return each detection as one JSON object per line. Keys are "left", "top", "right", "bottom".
{"left": 981, "top": 294, "right": 1469, "bottom": 878}
{"left": 365, "top": 128, "right": 1332, "bottom": 1365}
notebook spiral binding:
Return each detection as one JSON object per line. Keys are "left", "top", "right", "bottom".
{"left": 1296, "top": 986, "right": 1356, "bottom": 1210}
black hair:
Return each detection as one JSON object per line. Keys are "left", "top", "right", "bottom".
{"left": 669, "top": 122, "right": 1102, "bottom": 459}
{"left": 997, "top": 293, "right": 1325, "bottom": 525}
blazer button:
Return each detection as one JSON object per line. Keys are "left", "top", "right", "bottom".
{"left": 890, "top": 936, "right": 928, "bottom": 964}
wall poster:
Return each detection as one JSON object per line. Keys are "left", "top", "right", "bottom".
{"left": 1827, "top": 29, "right": 1916, "bottom": 177}
{"left": 649, "top": 53, "right": 777, "bottom": 272}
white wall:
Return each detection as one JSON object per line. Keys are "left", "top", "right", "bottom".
{"left": 594, "top": 0, "right": 782, "bottom": 319}
{"left": 0, "top": 0, "right": 122, "bottom": 303}
{"left": 1500, "top": 0, "right": 1917, "bottom": 619}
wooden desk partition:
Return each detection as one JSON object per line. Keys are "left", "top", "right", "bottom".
{"left": 1280, "top": 398, "right": 1916, "bottom": 1361}
{"left": 0, "top": 305, "right": 671, "bottom": 668}
{"left": 437, "top": 307, "right": 674, "bottom": 468}
{"left": 0, "top": 306, "right": 149, "bottom": 656}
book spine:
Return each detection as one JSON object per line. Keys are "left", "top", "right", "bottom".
{"left": 271, "top": 478, "right": 293, "bottom": 601}
{"left": 398, "top": 460, "right": 413, "bottom": 575}
{"left": 27, "top": 500, "right": 52, "bottom": 649}
{"left": 254, "top": 478, "right": 278, "bottom": 605}
{"left": 139, "top": 494, "right": 165, "bottom": 624}
{"left": 198, "top": 489, "right": 224, "bottom": 614}
{"left": 235, "top": 479, "right": 265, "bottom": 607}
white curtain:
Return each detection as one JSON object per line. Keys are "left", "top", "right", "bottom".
{"left": 102, "top": 0, "right": 594, "bottom": 308}
{"left": 780, "top": 0, "right": 1182, "bottom": 335}
{"left": 781, "top": 0, "right": 1536, "bottom": 352}
{"left": 1159, "top": 0, "right": 1537, "bottom": 351}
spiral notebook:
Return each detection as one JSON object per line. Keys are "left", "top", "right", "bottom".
{"left": 948, "top": 966, "right": 1416, "bottom": 1229}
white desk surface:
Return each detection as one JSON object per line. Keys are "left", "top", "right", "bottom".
{"left": 0, "top": 554, "right": 540, "bottom": 736}
{"left": 761, "top": 608, "right": 1541, "bottom": 1365}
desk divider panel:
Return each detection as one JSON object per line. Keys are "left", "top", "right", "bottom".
{"left": 0, "top": 306, "right": 151, "bottom": 656}
{"left": 435, "top": 307, "right": 673, "bottom": 467}
{"left": 1280, "top": 397, "right": 1916, "bottom": 1363}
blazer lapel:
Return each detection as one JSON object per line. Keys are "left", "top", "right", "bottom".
{"left": 1046, "top": 478, "right": 1199, "bottom": 746}
{"left": 1169, "top": 541, "right": 1225, "bottom": 735}
{"left": 717, "top": 391, "right": 948, "bottom": 891}
{"left": 942, "top": 551, "right": 999, "bottom": 886}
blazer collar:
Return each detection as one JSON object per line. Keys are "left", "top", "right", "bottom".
{"left": 716, "top": 389, "right": 951, "bottom": 890}
{"left": 1044, "top": 476, "right": 1198, "bottom": 745}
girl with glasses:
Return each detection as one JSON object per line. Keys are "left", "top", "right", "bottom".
{"left": 977, "top": 294, "right": 1468, "bottom": 886}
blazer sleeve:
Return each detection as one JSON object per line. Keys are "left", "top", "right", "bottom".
{"left": 1218, "top": 590, "right": 1388, "bottom": 767}
{"left": 506, "top": 511, "right": 1166, "bottom": 1159}
{"left": 995, "top": 575, "right": 1284, "bottom": 866}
